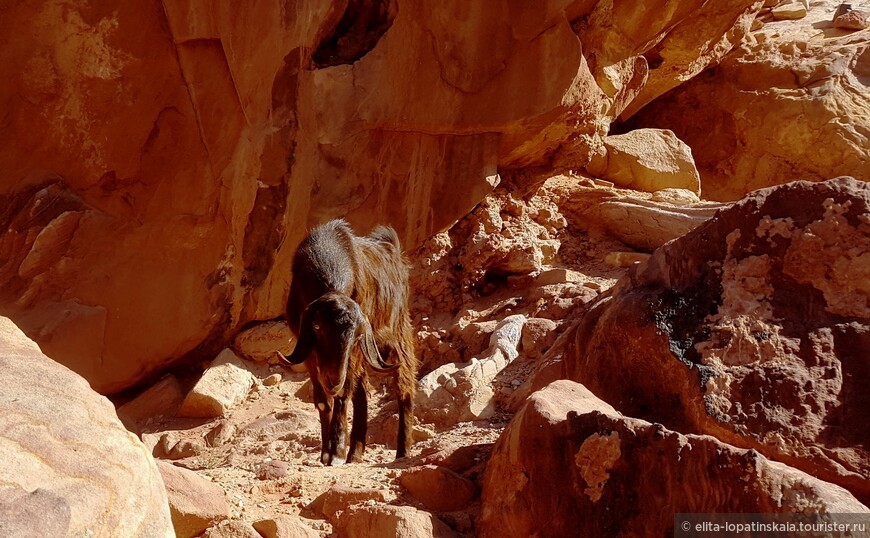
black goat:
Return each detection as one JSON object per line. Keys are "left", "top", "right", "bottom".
{"left": 277, "top": 219, "right": 418, "bottom": 465}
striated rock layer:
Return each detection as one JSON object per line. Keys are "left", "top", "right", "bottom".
{"left": 565, "top": 177, "right": 870, "bottom": 503}
{"left": 0, "top": 317, "right": 174, "bottom": 537}
{"left": 0, "top": 0, "right": 760, "bottom": 392}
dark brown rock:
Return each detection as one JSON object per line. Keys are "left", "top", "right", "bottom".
{"left": 565, "top": 178, "right": 870, "bottom": 503}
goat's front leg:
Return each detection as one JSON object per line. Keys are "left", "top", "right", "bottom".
{"left": 347, "top": 378, "right": 368, "bottom": 463}
{"left": 324, "top": 395, "right": 349, "bottom": 466}
{"left": 311, "top": 379, "right": 335, "bottom": 465}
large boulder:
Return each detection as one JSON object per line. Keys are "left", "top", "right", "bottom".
{"left": 0, "top": 317, "right": 174, "bottom": 537}
{"left": 479, "top": 380, "right": 869, "bottom": 538}
{"left": 0, "top": 0, "right": 761, "bottom": 393}
{"left": 629, "top": 0, "right": 870, "bottom": 200}
{"left": 565, "top": 178, "right": 870, "bottom": 503}
{"left": 586, "top": 129, "right": 701, "bottom": 194}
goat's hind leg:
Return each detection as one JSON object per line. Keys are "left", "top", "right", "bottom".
{"left": 396, "top": 383, "right": 414, "bottom": 459}
{"left": 346, "top": 376, "right": 368, "bottom": 463}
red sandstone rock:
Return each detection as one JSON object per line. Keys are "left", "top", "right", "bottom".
{"left": 565, "top": 178, "right": 870, "bottom": 503}
{"left": 399, "top": 465, "right": 478, "bottom": 512}
{"left": 834, "top": 8, "right": 870, "bottom": 29}
{"left": 479, "top": 380, "right": 870, "bottom": 537}
{"left": 116, "top": 374, "right": 185, "bottom": 433}
{"left": 335, "top": 504, "right": 457, "bottom": 538}
{"left": 158, "top": 461, "right": 232, "bottom": 538}
{"left": 253, "top": 516, "right": 321, "bottom": 538}
{"left": 0, "top": 0, "right": 761, "bottom": 393}
{"left": 202, "top": 520, "right": 262, "bottom": 538}
{"left": 318, "top": 485, "right": 388, "bottom": 523}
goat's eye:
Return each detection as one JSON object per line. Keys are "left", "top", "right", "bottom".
{"left": 312, "top": 323, "right": 321, "bottom": 331}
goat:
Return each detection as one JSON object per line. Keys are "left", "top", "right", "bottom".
{"left": 277, "top": 219, "right": 418, "bottom": 465}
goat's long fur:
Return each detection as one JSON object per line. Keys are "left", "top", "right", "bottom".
{"left": 280, "top": 219, "right": 418, "bottom": 464}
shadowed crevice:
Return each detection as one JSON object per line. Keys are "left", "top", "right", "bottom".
{"left": 312, "top": 0, "right": 396, "bottom": 68}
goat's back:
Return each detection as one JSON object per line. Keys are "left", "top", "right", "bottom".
{"left": 287, "top": 220, "right": 357, "bottom": 334}
{"left": 352, "top": 225, "right": 411, "bottom": 339}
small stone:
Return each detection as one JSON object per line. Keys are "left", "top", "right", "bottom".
{"left": 263, "top": 373, "right": 282, "bottom": 386}
{"left": 179, "top": 349, "right": 255, "bottom": 418}
{"left": 202, "top": 520, "right": 261, "bottom": 538}
{"left": 256, "top": 460, "right": 290, "bottom": 480}
{"left": 206, "top": 421, "right": 237, "bottom": 448}
{"left": 604, "top": 251, "right": 651, "bottom": 267}
{"left": 771, "top": 2, "right": 807, "bottom": 19}
{"left": 169, "top": 438, "right": 206, "bottom": 460}
{"left": 834, "top": 8, "right": 869, "bottom": 30}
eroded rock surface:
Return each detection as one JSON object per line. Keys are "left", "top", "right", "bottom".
{"left": 479, "top": 380, "right": 869, "bottom": 538}
{"left": 0, "top": 317, "right": 173, "bottom": 537}
{"left": 630, "top": 0, "right": 870, "bottom": 200}
{"left": 566, "top": 177, "right": 870, "bottom": 503}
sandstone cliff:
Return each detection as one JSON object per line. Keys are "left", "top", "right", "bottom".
{"left": 0, "top": 0, "right": 761, "bottom": 392}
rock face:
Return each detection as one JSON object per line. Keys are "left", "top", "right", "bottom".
{"left": 0, "top": 317, "right": 174, "bottom": 537}
{"left": 0, "top": 0, "right": 762, "bottom": 393}
{"left": 629, "top": 0, "right": 870, "bottom": 200}
{"left": 479, "top": 380, "right": 869, "bottom": 538}
{"left": 565, "top": 178, "right": 870, "bottom": 503}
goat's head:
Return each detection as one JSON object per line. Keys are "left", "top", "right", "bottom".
{"left": 283, "top": 292, "right": 396, "bottom": 395}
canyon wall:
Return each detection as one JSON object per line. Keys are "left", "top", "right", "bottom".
{"left": 0, "top": 0, "right": 760, "bottom": 392}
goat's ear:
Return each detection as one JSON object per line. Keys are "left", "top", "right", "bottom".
{"left": 357, "top": 316, "right": 399, "bottom": 373}
{"left": 280, "top": 306, "right": 315, "bottom": 365}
